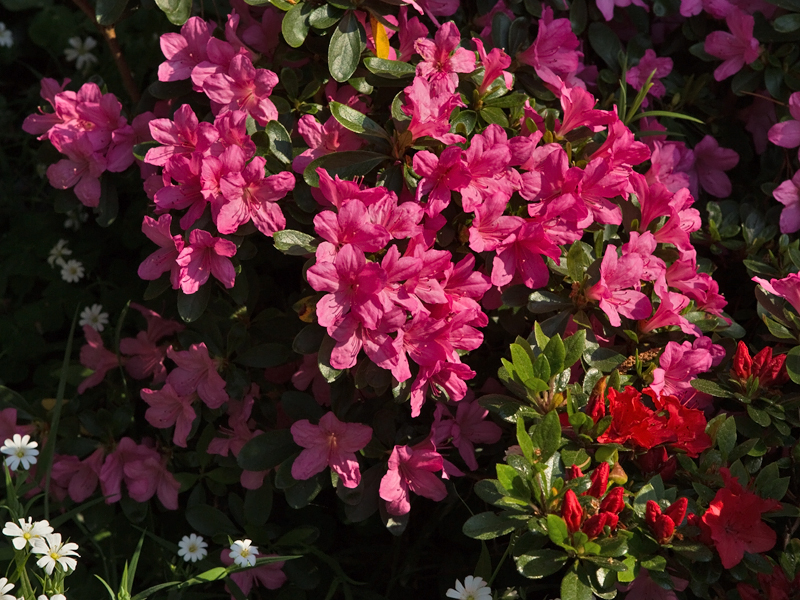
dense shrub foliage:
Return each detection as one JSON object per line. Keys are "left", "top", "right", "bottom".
{"left": 2, "top": 0, "right": 800, "bottom": 598}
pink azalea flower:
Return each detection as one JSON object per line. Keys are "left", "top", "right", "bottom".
{"left": 379, "top": 439, "right": 447, "bottom": 515}
{"left": 516, "top": 7, "right": 583, "bottom": 89}
{"left": 121, "top": 332, "right": 170, "bottom": 383}
{"left": 210, "top": 110, "right": 256, "bottom": 157}
{"left": 402, "top": 77, "right": 465, "bottom": 145}
{"left": 704, "top": 9, "right": 760, "bottom": 81}
{"left": 437, "top": 399, "right": 502, "bottom": 470}
{"left": 138, "top": 214, "right": 185, "bottom": 289}
{"left": 469, "top": 194, "right": 524, "bottom": 253}
{"left": 556, "top": 86, "right": 617, "bottom": 137}
{"left": 46, "top": 131, "right": 107, "bottom": 207}
{"left": 691, "top": 135, "right": 738, "bottom": 198}
{"left": 123, "top": 450, "right": 180, "bottom": 509}
{"left": 773, "top": 170, "right": 800, "bottom": 234}
{"left": 638, "top": 291, "right": 700, "bottom": 337}
{"left": 0, "top": 408, "right": 33, "bottom": 448}
{"left": 221, "top": 551, "right": 286, "bottom": 598}
{"left": 396, "top": 7, "right": 429, "bottom": 61}
{"left": 207, "top": 385, "right": 264, "bottom": 458}
{"left": 175, "top": 229, "right": 237, "bottom": 294}
{"left": 166, "top": 342, "right": 229, "bottom": 409}
{"left": 99, "top": 437, "right": 169, "bottom": 504}
{"left": 650, "top": 337, "right": 724, "bottom": 403}
{"left": 203, "top": 54, "right": 279, "bottom": 126}
{"left": 473, "top": 0, "right": 514, "bottom": 38}
{"left": 680, "top": 0, "right": 735, "bottom": 18}
{"left": 626, "top": 50, "right": 673, "bottom": 103}
{"left": 460, "top": 125, "right": 520, "bottom": 212}
{"left": 157, "top": 16, "right": 215, "bottom": 82}
{"left": 78, "top": 325, "right": 122, "bottom": 394}
{"left": 217, "top": 159, "right": 295, "bottom": 236}
{"left": 413, "top": 147, "right": 470, "bottom": 217}
{"left": 409, "top": 361, "right": 475, "bottom": 417}
{"left": 753, "top": 273, "right": 800, "bottom": 315}
{"left": 414, "top": 22, "right": 476, "bottom": 95}
{"left": 145, "top": 104, "right": 218, "bottom": 167}
{"left": 141, "top": 384, "right": 198, "bottom": 448}
{"left": 292, "top": 114, "right": 363, "bottom": 174}
{"left": 21, "top": 77, "right": 72, "bottom": 138}
{"left": 473, "top": 38, "right": 513, "bottom": 96}
{"left": 596, "top": 0, "right": 649, "bottom": 20}
{"left": 492, "top": 221, "right": 561, "bottom": 289}
{"left": 290, "top": 412, "right": 373, "bottom": 487}
{"left": 313, "top": 200, "right": 390, "bottom": 252}
{"left": 50, "top": 448, "right": 104, "bottom": 503}
{"left": 404, "top": 0, "right": 458, "bottom": 27}
{"left": 768, "top": 91, "right": 800, "bottom": 160}
{"left": 585, "top": 245, "right": 652, "bottom": 327}
{"left": 738, "top": 92, "right": 776, "bottom": 154}
{"left": 619, "top": 568, "right": 688, "bottom": 600}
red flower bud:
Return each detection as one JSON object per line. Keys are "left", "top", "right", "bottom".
{"left": 761, "top": 353, "right": 789, "bottom": 387}
{"left": 664, "top": 497, "right": 688, "bottom": 527}
{"left": 653, "top": 514, "right": 675, "bottom": 543}
{"left": 660, "top": 456, "right": 678, "bottom": 481}
{"left": 599, "top": 486, "right": 625, "bottom": 514}
{"left": 562, "top": 489, "right": 583, "bottom": 534}
{"left": 586, "top": 377, "right": 607, "bottom": 422}
{"left": 637, "top": 446, "right": 669, "bottom": 474}
{"left": 732, "top": 341, "right": 752, "bottom": 380}
{"left": 752, "top": 346, "right": 773, "bottom": 376}
{"left": 645, "top": 500, "right": 661, "bottom": 528}
{"left": 586, "top": 462, "right": 609, "bottom": 498}
{"left": 568, "top": 465, "right": 584, "bottom": 480}
{"left": 581, "top": 513, "right": 605, "bottom": 538}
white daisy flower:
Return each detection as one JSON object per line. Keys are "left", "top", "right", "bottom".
{"left": 47, "top": 239, "right": 72, "bottom": 267}
{"left": 64, "top": 36, "right": 98, "bottom": 70}
{"left": 177, "top": 533, "right": 208, "bottom": 562}
{"left": 0, "top": 577, "right": 14, "bottom": 600}
{"left": 31, "top": 532, "right": 80, "bottom": 575}
{"left": 0, "top": 23, "right": 13, "bottom": 49}
{"left": 446, "top": 575, "right": 492, "bottom": 600}
{"left": 59, "top": 259, "right": 85, "bottom": 283}
{"left": 63, "top": 209, "right": 88, "bottom": 231}
{"left": 229, "top": 539, "right": 258, "bottom": 567}
{"left": 3, "top": 517, "right": 54, "bottom": 550}
{"left": 1, "top": 434, "right": 39, "bottom": 471}
{"left": 79, "top": 304, "right": 109, "bottom": 332}
{"left": 37, "top": 595, "right": 66, "bottom": 600}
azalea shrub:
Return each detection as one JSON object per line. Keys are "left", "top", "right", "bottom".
{"left": 3, "top": 0, "right": 800, "bottom": 598}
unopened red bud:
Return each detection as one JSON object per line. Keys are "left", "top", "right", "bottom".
{"left": 752, "top": 346, "right": 773, "bottom": 375}
{"left": 660, "top": 456, "right": 678, "bottom": 481}
{"left": 638, "top": 446, "right": 668, "bottom": 474}
{"left": 581, "top": 514, "right": 605, "bottom": 538}
{"left": 562, "top": 489, "right": 583, "bottom": 534}
{"left": 568, "top": 465, "right": 584, "bottom": 480}
{"left": 762, "top": 354, "right": 789, "bottom": 387}
{"left": 587, "top": 377, "right": 607, "bottom": 422}
{"left": 586, "top": 462, "right": 609, "bottom": 498}
{"left": 653, "top": 514, "right": 675, "bottom": 544}
{"left": 599, "top": 486, "right": 625, "bottom": 514}
{"left": 645, "top": 500, "right": 661, "bottom": 528}
{"left": 732, "top": 341, "right": 752, "bottom": 380}
{"left": 664, "top": 497, "right": 688, "bottom": 527}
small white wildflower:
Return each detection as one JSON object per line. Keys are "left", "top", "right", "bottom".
{"left": 177, "top": 533, "right": 208, "bottom": 562}
{"left": 446, "top": 576, "right": 492, "bottom": 600}
{"left": 37, "top": 595, "right": 66, "bottom": 600}
{"left": 2, "top": 518, "right": 53, "bottom": 550}
{"left": 64, "top": 36, "right": 98, "bottom": 70}
{"left": 0, "top": 577, "right": 14, "bottom": 600}
{"left": 79, "top": 304, "right": 109, "bottom": 332}
{"left": 63, "top": 209, "right": 88, "bottom": 231}
{"left": 31, "top": 533, "right": 80, "bottom": 575}
{"left": 1, "top": 434, "right": 39, "bottom": 471}
{"left": 229, "top": 539, "right": 258, "bottom": 567}
{"left": 0, "top": 23, "right": 13, "bottom": 49}
{"left": 59, "top": 259, "right": 85, "bottom": 283}
{"left": 47, "top": 239, "right": 72, "bottom": 267}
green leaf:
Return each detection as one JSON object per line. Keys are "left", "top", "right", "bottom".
{"left": 308, "top": 3, "right": 344, "bottom": 29}
{"left": 563, "top": 330, "right": 586, "bottom": 369}
{"left": 544, "top": 335, "right": 566, "bottom": 376}
{"left": 363, "top": 57, "right": 415, "bottom": 78}
{"left": 588, "top": 22, "right": 621, "bottom": 70}
{"left": 516, "top": 549, "right": 570, "bottom": 579}
{"left": 265, "top": 120, "right": 293, "bottom": 164}
{"left": 329, "top": 12, "right": 363, "bottom": 83}
{"left": 292, "top": 324, "right": 325, "bottom": 355}
{"left": 236, "top": 343, "right": 293, "bottom": 368}
{"left": 177, "top": 286, "right": 211, "bottom": 323}
{"left": 185, "top": 505, "right": 239, "bottom": 537}
{"left": 532, "top": 410, "right": 562, "bottom": 461}
{"left": 281, "top": 391, "right": 325, "bottom": 422}
{"left": 690, "top": 379, "right": 733, "bottom": 397}
{"left": 629, "top": 110, "right": 705, "bottom": 124}
{"left": 154, "top": 0, "right": 191, "bottom": 25}
{"left": 282, "top": 1, "right": 313, "bottom": 47}
{"left": 480, "top": 107, "right": 509, "bottom": 127}
{"left": 96, "top": 0, "right": 128, "bottom": 25}
{"left": 497, "top": 464, "right": 530, "bottom": 500}
{"left": 787, "top": 346, "right": 800, "bottom": 384}
{"left": 237, "top": 429, "right": 298, "bottom": 471}
{"left": 547, "top": 514, "right": 570, "bottom": 547}
{"left": 583, "top": 346, "right": 625, "bottom": 373}
{"left": 462, "top": 512, "right": 518, "bottom": 540}
{"left": 303, "top": 151, "right": 389, "bottom": 186}
{"left": 273, "top": 229, "right": 318, "bottom": 255}
{"left": 716, "top": 416, "right": 737, "bottom": 459}
{"left": 511, "top": 342, "right": 536, "bottom": 381}
{"left": 329, "top": 101, "right": 390, "bottom": 140}
{"left": 561, "top": 565, "right": 594, "bottom": 600}
{"left": 532, "top": 354, "right": 551, "bottom": 383}
{"left": 517, "top": 417, "right": 535, "bottom": 463}
{"left": 532, "top": 321, "right": 550, "bottom": 350}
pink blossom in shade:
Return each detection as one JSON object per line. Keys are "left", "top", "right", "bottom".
{"left": 773, "top": 171, "right": 800, "bottom": 234}
{"left": 414, "top": 22, "right": 476, "bottom": 95}
{"left": 306, "top": 244, "right": 389, "bottom": 331}
{"left": 175, "top": 229, "right": 237, "bottom": 295}
{"left": 290, "top": 412, "right": 373, "bottom": 488}
{"left": 221, "top": 551, "right": 286, "bottom": 598}
{"left": 138, "top": 214, "right": 185, "bottom": 289}
{"left": 680, "top": 0, "right": 736, "bottom": 18}
{"left": 492, "top": 221, "right": 561, "bottom": 289}
{"left": 618, "top": 568, "right": 688, "bottom": 600}
{"left": 230, "top": 1, "right": 282, "bottom": 59}
{"left": 645, "top": 141, "right": 693, "bottom": 194}
{"left": 449, "top": 399, "right": 502, "bottom": 471}
{"left": 402, "top": 77, "right": 465, "bottom": 145}
{"left": 158, "top": 17, "right": 215, "bottom": 82}
{"left": 409, "top": 361, "right": 475, "bottom": 417}
{"left": 166, "top": 343, "right": 228, "bottom": 409}
{"left": 123, "top": 451, "right": 180, "bottom": 509}
{"left": 585, "top": 245, "right": 652, "bottom": 328}
{"left": 190, "top": 38, "right": 244, "bottom": 92}
{"left": 145, "top": 104, "right": 218, "bottom": 168}
{"left": 207, "top": 385, "right": 263, "bottom": 458}
{"left": 0, "top": 408, "right": 33, "bottom": 447}
{"left": 120, "top": 332, "right": 169, "bottom": 383}
{"left": 474, "top": 0, "right": 515, "bottom": 38}
{"left": 131, "top": 302, "right": 185, "bottom": 344}
{"left": 738, "top": 92, "right": 777, "bottom": 154}
{"left": 691, "top": 135, "right": 738, "bottom": 198}
{"left": 50, "top": 448, "right": 104, "bottom": 503}
{"left": 468, "top": 194, "right": 524, "bottom": 253}
{"left": 292, "top": 114, "right": 364, "bottom": 174}
{"left": 412, "top": 147, "right": 470, "bottom": 217}
{"left": 473, "top": 38, "right": 513, "bottom": 96}
{"left": 78, "top": 325, "right": 122, "bottom": 394}
{"left": 99, "top": 437, "right": 157, "bottom": 503}
{"left": 638, "top": 291, "right": 701, "bottom": 337}
{"left": 516, "top": 7, "right": 583, "bottom": 89}
{"left": 596, "top": 0, "right": 649, "bottom": 20}
{"left": 153, "top": 154, "right": 208, "bottom": 231}
{"left": 141, "top": 384, "right": 198, "bottom": 448}
{"left": 591, "top": 119, "right": 651, "bottom": 173}
{"left": 313, "top": 201, "right": 390, "bottom": 252}
{"left": 404, "top": 0, "right": 458, "bottom": 27}
{"left": 626, "top": 50, "right": 673, "bottom": 103}
{"left": 328, "top": 307, "right": 405, "bottom": 372}
{"left": 292, "top": 354, "right": 332, "bottom": 406}
{"left": 396, "top": 7, "right": 429, "bottom": 62}
{"left": 210, "top": 110, "right": 257, "bottom": 158}
{"left": 216, "top": 159, "right": 295, "bottom": 236}
{"left": 46, "top": 132, "right": 107, "bottom": 207}
{"left": 650, "top": 337, "right": 724, "bottom": 401}
{"left": 379, "top": 439, "right": 447, "bottom": 515}
{"left": 753, "top": 273, "right": 800, "bottom": 315}
{"left": 201, "top": 145, "right": 249, "bottom": 208}
{"left": 203, "top": 54, "right": 279, "bottom": 126}
{"left": 768, "top": 92, "right": 800, "bottom": 158}
{"left": 21, "top": 77, "right": 71, "bottom": 138}
{"left": 704, "top": 9, "right": 760, "bottom": 81}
